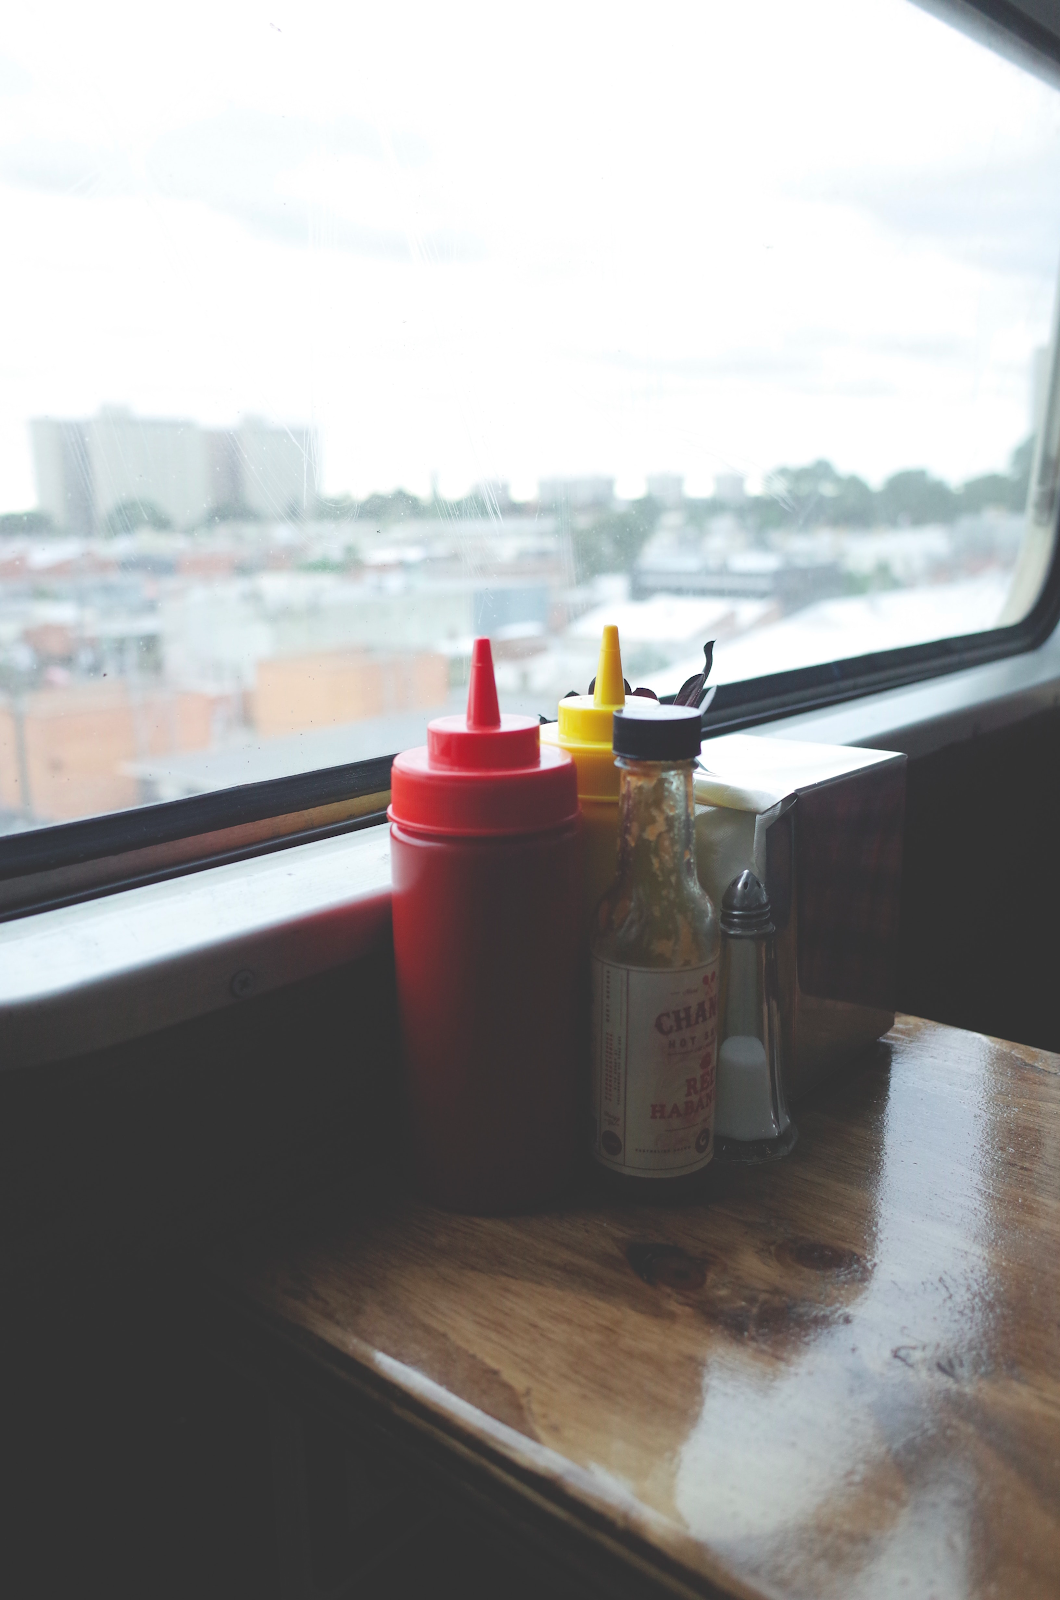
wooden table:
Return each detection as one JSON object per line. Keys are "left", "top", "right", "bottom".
{"left": 209, "top": 1016, "right": 1060, "bottom": 1598}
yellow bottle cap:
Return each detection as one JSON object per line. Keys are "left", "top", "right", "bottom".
{"left": 540, "top": 625, "right": 627, "bottom": 801}
{"left": 557, "top": 624, "right": 625, "bottom": 747}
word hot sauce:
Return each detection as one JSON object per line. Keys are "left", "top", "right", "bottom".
{"left": 389, "top": 638, "right": 582, "bottom": 1213}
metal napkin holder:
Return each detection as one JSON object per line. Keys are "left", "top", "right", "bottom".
{"left": 694, "top": 734, "right": 906, "bottom": 1103}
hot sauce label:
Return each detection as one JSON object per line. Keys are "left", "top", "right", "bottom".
{"left": 590, "top": 958, "right": 718, "bottom": 1175}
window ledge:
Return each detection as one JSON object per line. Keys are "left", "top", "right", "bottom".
{"left": 5, "top": 630, "right": 1059, "bottom": 1074}
{"left": 0, "top": 827, "right": 391, "bottom": 1072}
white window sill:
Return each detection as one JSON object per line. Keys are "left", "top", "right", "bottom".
{"left": 0, "top": 827, "right": 391, "bottom": 1071}
{"left": 4, "top": 630, "right": 1059, "bottom": 1073}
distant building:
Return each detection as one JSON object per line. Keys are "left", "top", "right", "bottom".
{"left": 233, "top": 416, "right": 315, "bottom": 521}
{"left": 203, "top": 428, "right": 243, "bottom": 512}
{"left": 30, "top": 408, "right": 317, "bottom": 533}
{"left": 29, "top": 420, "right": 94, "bottom": 536}
{"left": 94, "top": 408, "right": 207, "bottom": 529}
{"left": 714, "top": 472, "right": 746, "bottom": 504}
{"left": 251, "top": 648, "right": 448, "bottom": 740}
{"left": 0, "top": 680, "right": 216, "bottom": 822}
{"left": 1032, "top": 344, "right": 1051, "bottom": 437}
{"left": 646, "top": 473, "right": 684, "bottom": 507}
{"left": 538, "top": 476, "right": 614, "bottom": 510}
{"left": 473, "top": 583, "right": 550, "bottom": 636}
{"left": 467, "top": 481, "right": 513, "bottom": 513}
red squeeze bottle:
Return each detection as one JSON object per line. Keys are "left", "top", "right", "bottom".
{"left": 389, "top": 638, "right": 582, "bottom": 1213}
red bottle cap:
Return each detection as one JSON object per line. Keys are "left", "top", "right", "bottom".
{"left": 389, "top": 638, "right": 578, "bottom": 836}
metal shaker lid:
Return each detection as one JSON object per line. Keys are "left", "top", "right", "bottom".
{"left": 721, "top": 870, "right": 775, "bottom": 938}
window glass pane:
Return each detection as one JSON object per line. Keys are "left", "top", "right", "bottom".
{"left": 1, "top": 0, "right": 1059, "bottom": 829}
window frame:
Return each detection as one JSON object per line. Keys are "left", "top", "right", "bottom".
{"left": 916, "top": 0, "right": 1060, "bottom": 91}
{"left": 0, "top": 759, "right": 392, "bottom": 921}
{"left": 3, "top": 0, "right": 1060, "bottom": 919}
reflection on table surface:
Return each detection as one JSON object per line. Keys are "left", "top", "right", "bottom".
{"left": 217, "top": 1016, "right": 1060, "bottom": 1600}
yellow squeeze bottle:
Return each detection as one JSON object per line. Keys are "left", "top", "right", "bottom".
{"left": 541, "top": 624, "right": 627, "bottom": 930}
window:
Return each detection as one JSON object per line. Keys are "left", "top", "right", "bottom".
{"left": 1, "top": 0, "right": 1060, "bottom": 847}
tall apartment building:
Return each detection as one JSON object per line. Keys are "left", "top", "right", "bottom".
{"left": 714, "top": 472, "right": 747, "bottom": 505}
{"left": 537, "top": 476, "right": 615, "bottom": 510}
{"left": 31, "top": 408, "right": 317, "bottom": 534}
{"left": 645, "top": 473, "right": 684, "bottom": 507}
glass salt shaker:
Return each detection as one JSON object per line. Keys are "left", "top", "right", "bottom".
{"left": 714, "top": 870, "right": 797, "bottom": 1163}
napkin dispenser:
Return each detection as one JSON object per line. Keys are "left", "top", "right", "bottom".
{"left": 694, "top": 734, "right": 906, "bottom": 1103}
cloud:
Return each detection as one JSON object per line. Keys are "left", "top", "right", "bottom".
{"left": 799, "top": 153, "right": 1060, "bottom": 276}
{"left": 0, "top": 138, "right": 133, "bottom": 198}
{"left": 148, "top": 110, "right": 483, "bottom": 261}
{"left": 0, "top": 109, "right": 484, "bottom": 262}
{"left": 0, "top": 57, "right": 32, "bottom": 96}
{"left": 591, "top": 336, "right": 957, "bottom": 396}
{"left": 598, "top": 347, "right": 828, "bottom": 380}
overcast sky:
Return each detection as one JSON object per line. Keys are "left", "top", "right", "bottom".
{"left": 2, "top": 0, "right": 1060, "bottom": 510}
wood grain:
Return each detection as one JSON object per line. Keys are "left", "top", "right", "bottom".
{"left": 212, "top": 1016, "right": 1060, "bottom": 1599}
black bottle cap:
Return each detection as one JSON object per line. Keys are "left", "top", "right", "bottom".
{"left": 611, "top": 701, "right": 703, "bottom": 761}
{"left": 721, "top": 870, "right": 775, "bottom": 937}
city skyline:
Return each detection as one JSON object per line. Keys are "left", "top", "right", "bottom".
{"left": 2, "top": 399, "right": 1036, "bottom": 536}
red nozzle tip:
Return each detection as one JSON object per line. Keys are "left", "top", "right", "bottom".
{"left": 467, "top": 637, "right": 501, "bottom": 729}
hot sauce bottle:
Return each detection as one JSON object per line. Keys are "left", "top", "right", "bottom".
{"left": 589, "top": 701, "right": 719, "bottom": 1194}
{"left": 389, "top": 638, "right": 582, "bottom": 1213}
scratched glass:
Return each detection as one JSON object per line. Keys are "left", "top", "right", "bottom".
{"left": 1, "top": 0, "right": 1059, "bottom": 830}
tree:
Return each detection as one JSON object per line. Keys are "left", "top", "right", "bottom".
{"left": 203, "top": 501, "right": 262, "bottom": 526}
{"left": 747, "top": 440, "right": 1034, "bottom": 533}
{"left": 877, "top": 470, "right": 958, "bottom": 525}
{"left": 959, "top": 473, "right": 1022, "bottom": 514}
{"left": 1009, "top": 436, "right": 1035, "bottom": 507}
{"left": 357, "top": 489, "right": 426, "bottom": 524}
{"left": 0, "top": 510, "right": 53, "bottom": 536}
{"left": 570, "top": 498, "right": 660, "bottom": 581}
{"left": 103, "top": 499, "right": 173, "bottom": 535}
{"left": 313, "top": 494, "right": 358, "bottom": 523}
{"left": 759, "top": 460, "right": 875, "bottom": 528}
